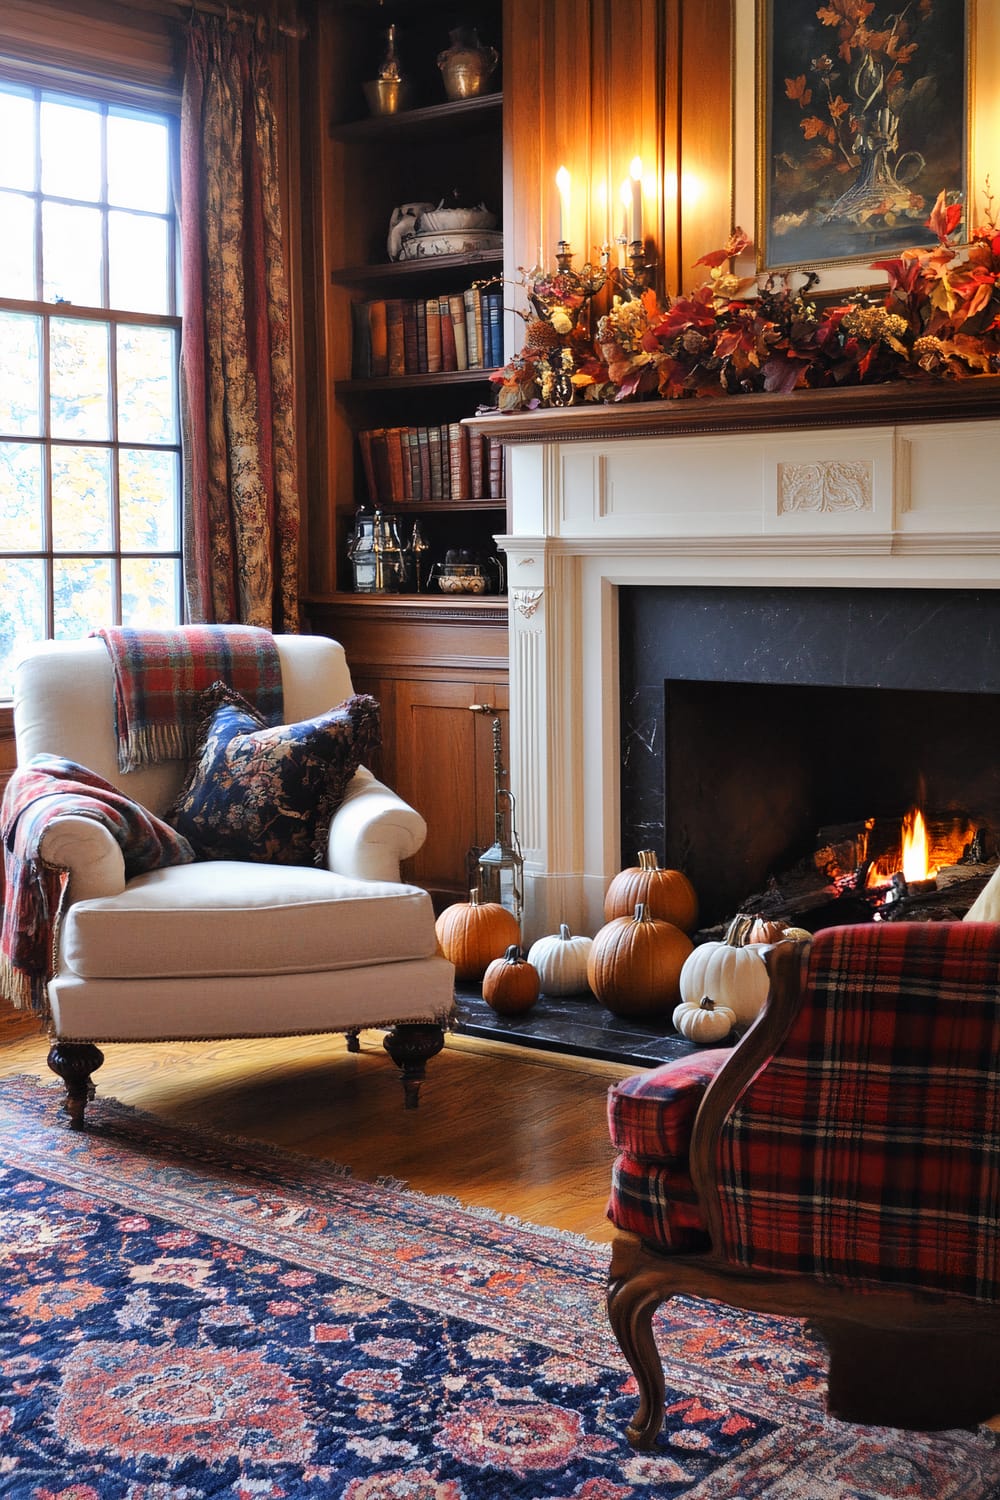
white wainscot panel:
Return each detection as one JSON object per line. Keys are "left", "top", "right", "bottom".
{"left": 898, "top": 421, "right": 1000, "bottom": 531}
{"left": 558, "top": 438, "right": 765, "bottom": 537}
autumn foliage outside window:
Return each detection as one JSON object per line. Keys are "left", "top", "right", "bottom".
{"left": 0, "top": 79, "right": 182, "bottom": 697}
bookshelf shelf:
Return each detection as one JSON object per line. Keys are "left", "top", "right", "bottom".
{"left": 330, "top": 249, "right": 503, "bottom": 292}
{"left": 329, "top": 92, "right": 502, "bottom": 146}
{"left": 338, "top": 369, "right": 500, "bottom": 394}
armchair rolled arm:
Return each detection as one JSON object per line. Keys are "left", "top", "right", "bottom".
{"left": 36, "top": 814, "right": 127, "bottom": 903}
{"left": 325, "top": 768, "right": 427, "bottom": 882}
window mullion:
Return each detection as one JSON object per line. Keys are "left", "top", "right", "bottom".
{"left": 40, "top": 310, "right": 54, "bottom": 640}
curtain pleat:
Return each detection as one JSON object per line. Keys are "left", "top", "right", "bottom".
{"left": 179, "top": 15, "right": 300, "bottom": 631}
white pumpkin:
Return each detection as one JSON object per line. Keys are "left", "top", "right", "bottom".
{"left": 678, "top": 941, "right": 770, "bottom": 1025}
{"left": 672, "top": 995, "right": 736, "bottom": 1043}
{"left": 527, "top": 923, "right": 594, "bottom": 995}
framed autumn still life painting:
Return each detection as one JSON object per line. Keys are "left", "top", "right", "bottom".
{"left": 757, "top": 0, "right": 971, "bottom": 276}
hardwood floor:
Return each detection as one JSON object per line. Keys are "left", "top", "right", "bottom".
{"left": 0, "top": 999, "right": 637, "bottom": 1243}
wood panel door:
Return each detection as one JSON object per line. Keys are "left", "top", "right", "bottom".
{"left": 392, "top": 677, "right": 509, "bottom": 907}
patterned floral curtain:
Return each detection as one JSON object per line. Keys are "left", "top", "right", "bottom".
{"left": 179, "top": 14, "right": 300, "bottom": 631}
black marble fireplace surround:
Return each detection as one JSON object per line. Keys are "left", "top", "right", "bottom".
{"left": 619, "top": 586, "right": 1000, "bottom": 929}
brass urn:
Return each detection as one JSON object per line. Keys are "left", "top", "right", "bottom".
{"left": 437, "top": 27, "right": 498, "bottom": 101}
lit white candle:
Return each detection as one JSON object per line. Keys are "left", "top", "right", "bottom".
{"left": 630, "top": 156, "right": 643, "bottom": 244}
{"left": 556, "top": 165, "right": 571, "bottom": 244}
{"left": 619, "top": 180, "right": 631, "bottom": 265}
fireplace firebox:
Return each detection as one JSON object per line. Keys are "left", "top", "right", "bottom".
{"left": 620, "top": 586, "right": 1000, "bottom": 930}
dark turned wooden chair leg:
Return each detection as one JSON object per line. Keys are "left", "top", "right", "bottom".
{"left": 382, "top": 1023, "right": 445, "bottom": 1108}
{"left": 47, "top": 1041, "right": 105, "bottom": 1130}
{"left": 345, "top": 1028, "right": 361, "bottom": 1053}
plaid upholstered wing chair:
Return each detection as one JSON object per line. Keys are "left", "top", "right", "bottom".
{"left": 606, "top": 922, "right": 1000, "bottom": 1442}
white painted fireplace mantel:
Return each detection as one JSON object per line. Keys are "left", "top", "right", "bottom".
{"left": 468, "top": 381, "right": 1000, "bottom": 943}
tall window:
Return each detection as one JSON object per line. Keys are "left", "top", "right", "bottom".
{"left": 0, "top": 79, "right": 182, "bottom": 696}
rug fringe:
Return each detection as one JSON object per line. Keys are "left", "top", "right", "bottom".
{"left": 4, "top": 1076, "right": 605, "bottom": 1255}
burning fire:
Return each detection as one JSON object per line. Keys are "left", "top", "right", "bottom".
{"left": 864, "top": 805, "right": 972, "bottom": 891}
{"left": 900, "top": 806, "right": 933, "bottom": 883}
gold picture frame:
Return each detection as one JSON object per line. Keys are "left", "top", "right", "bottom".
{"left": 749, "top": 0, "right": 975, "bottom": 288}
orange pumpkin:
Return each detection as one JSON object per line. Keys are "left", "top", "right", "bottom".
{"left": 482, "top": 945, "right": 540, "bottom": 1014}
{"left": 434, "top": 888, "right": 520, "bottom": 982}
{"left": 587, "top": 902, "right": 694, "bottom": 1019}
{"left": 603, "top": 850, "right": 698, "bottom": 932}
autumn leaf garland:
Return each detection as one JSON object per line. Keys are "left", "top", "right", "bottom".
{"left": 490, "top": 188, "right": 1000, "bottom": 410}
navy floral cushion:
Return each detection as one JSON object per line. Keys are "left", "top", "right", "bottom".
{"left": 168, "top": 683, "right": 381, "bottom": 866}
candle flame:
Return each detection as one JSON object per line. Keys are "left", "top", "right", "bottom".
{"left": 556, "top": 165, "right": 571, "bottom": 193}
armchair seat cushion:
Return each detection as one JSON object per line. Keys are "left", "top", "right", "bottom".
{"left": 607, "top": 1049, "right": 731, "bottom": 1251}
{"left": 60, "top": 862, "right": 438, "bottom": 981}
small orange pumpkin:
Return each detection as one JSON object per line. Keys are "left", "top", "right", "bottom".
{"left": 587, "top": 902, "right": 693, "bottom": 1019}
{"left": 435, "top": 889, "right": 520, "bottom": 982}
{"left": 482, "top": 945, "right": 540, "bottom": 1014}
{"left": 603, "top": 850, "right": 698, "bottom": 933}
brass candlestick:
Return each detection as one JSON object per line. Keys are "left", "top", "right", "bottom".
{"left": 613, "top": 237, "right": 657, "bottom": 299}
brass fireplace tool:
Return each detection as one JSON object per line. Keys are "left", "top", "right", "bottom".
{"left": 472, "top": 713, "right": 524, "bottom": 924}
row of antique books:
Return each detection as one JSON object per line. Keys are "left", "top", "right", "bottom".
{"left": 351, "top": 286, "right": 504, "bottom": 379}
{"left": 358, "top": 423, "right": 504, "bottom": 506}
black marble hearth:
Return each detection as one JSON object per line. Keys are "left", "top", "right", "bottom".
{"left": 452, "top": 982, "right": 706, "bottom": 1069}
{"left": 620, "top": 586, "right": 1000, "bottom": 928}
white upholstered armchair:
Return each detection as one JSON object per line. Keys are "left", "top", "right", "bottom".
{"left": 9, "top": 633, "right": 455, "bottom": 1126}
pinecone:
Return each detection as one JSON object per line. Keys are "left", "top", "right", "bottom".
{"left": 524, "top": 317, "right": 562, "bottom": 354}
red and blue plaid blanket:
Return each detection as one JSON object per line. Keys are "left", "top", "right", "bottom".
{"left": 92, "top": 625, "right": 283, "bottom": 772}
{"left": 1, "top": 756, "right": 196, "bottom": 1022}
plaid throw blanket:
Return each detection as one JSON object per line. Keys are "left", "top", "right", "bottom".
{"left": 92, "top": 625, "right": 283, "bottom": 772}
{"left": 1, "top": 756, "right": 196, "bottom": 1022}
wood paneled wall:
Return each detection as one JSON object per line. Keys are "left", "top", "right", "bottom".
{"left": 503, "top": 0, "right": 734, "bottom": 309}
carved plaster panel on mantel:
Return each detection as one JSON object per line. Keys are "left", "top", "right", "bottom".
{"left": 777, "top": 459, "right": 873, "bottom": 515}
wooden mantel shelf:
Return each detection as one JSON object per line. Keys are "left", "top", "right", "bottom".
{"left": 465, "top": 375, "right": 1000, "bottom": 445}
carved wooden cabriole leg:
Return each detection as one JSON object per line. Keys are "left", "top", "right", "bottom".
{"left": 47, "top": 1042, "right": 105, "bottom": 1130}
{"left": 382, "top": 1023, "right": 445, "bottom": 1108}
{"left": 345, "top": 1028, "right": 361, "bottom": 1054}
{"left": 606, "top": 1231, "right": 673, "bottom": 1449}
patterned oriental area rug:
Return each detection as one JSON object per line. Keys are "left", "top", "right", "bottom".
{"left": 1, "top": 1077, "right": 999, "bottom": 1500}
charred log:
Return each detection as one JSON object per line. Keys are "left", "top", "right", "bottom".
{"left": 697, "top": 815, "right": 999, "bottom": 943}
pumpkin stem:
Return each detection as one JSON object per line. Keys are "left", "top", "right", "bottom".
{"left": 699, "top": 996, "right": 715, "bottom": 1011}
{"left": 638, "top": 849, "right": 661, "bottom": 871}
{"left": 469, "top": 887, "right": 481, "bottom": 905}
{"left": 559, "top": 922, "right": 571, "bottom": 940}
{"left": 632, "top": 902, "right": 650, "bottom": 923}
{"left": 724, "top": 912, "right": 753, "bottom": 947}
{"left": 503, "top": 944, "right": 522, "bottom": 962}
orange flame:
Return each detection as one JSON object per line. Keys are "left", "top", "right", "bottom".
{"left": 901, "top": 806, "right": 934, "bottom": 883}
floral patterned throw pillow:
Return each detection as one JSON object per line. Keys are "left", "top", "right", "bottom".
{"left": 168, "top": 683, "right": 381, "bottom": 866}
